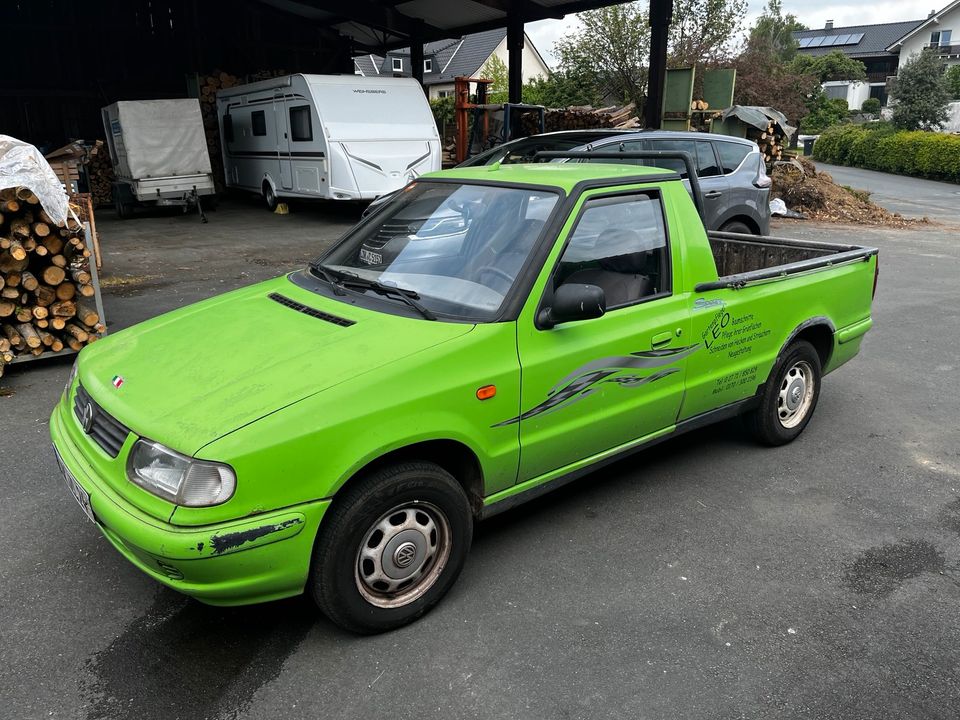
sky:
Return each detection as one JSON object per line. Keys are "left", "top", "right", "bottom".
{"left": 525, "top": 1, "right": 942, "bottom": 67}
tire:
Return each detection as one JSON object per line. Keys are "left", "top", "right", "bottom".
{"left": 745, "top": 340, "right": 822, "bottom": 446}
{"left": 310, "top": 462, "right": 473, "bottom": 634}
{"left": 719, "top": 220, "right": 753, "bottom": 235}
{"left": 262, "top": 182, "right": 278, "bottom": 211}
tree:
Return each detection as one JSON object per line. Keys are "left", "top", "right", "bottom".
{"left": 889, "top": 51, "right": 951, "bottom": 130}
{"left": 554, "top": 2, "right": 650, "bottom": 109}
{"left": 746, "top": 0, "right": 806, "bottom": 62}
{"left": 790, "top": 50, "right": 866, "bottom": 83}
{"left": 522, "top": 70, "right": 599, "bottom": 107}
{"left": 946, "top": 64, "right": 960, "bottom": 100}
{"left": 479, "top": 54, "right": 509, "bottom": 104}
{"left": 669, "top": 0, "right": 748, "bottom": 67}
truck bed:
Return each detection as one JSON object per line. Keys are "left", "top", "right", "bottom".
{"left": 701, "top": 231, "right": 878, "bottom": 292}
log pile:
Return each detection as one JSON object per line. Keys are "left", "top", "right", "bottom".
{"left": 0, "top": 187, "right": 103, "bottom": 377}
{"left": 747, "top": 121, "right": 786, "bottom": 164}
{"left": 86, "top": 143, "right": 114, "bottom": 207}
{"left": 521, "top": 103, "right": 641, "bottom": 136}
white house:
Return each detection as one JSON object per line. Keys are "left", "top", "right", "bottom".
{"left": 887, "top": 1, "right": 960, "bottom": 70}
{"left": 354, "top": 28, "right": 551, "bottom": 100}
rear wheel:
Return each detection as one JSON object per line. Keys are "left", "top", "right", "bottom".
{"left": 310, "top": 462, "right": 473, "bottom": 634}
{"left": 745, "top": 340, "right": 822, "bottom": 446}
{"left": 262, "top": 182, "right": 278, "bottom": 211}
{"left": 719, "top": 220, "right": 753, "bottom": 235}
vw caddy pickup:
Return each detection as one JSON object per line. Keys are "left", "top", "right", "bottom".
{"left": 51, "top": 153, "right": 878, "bottom": 633}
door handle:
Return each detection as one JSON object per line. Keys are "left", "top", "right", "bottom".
{"left": 704, "top": 190, "right": 723, "bottom": 198}
{"left": 651, "top": 331, "right": 673, "bottom": 347}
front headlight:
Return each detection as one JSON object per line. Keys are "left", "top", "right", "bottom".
{"left": 126, "top": 439, "right": 236, "bottom": 507}
{"left": 63, "top": 359, "right": 79, "bottom": 400}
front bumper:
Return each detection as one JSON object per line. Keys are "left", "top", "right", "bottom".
{"left": 49, "top": 401, "right": 329, "bottom": 606}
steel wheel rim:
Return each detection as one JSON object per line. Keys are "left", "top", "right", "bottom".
{"left": 777, "top": 360, "right": 815, "bottom": 429}
{"left": 265, "top": 185, "right": 275, "bottom": 207}
{"left": 355, "top": 501, "right": 451, "bottom": 609}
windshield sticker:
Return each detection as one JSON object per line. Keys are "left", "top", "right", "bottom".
{"left": 494, "top": 345, "right": 699, "bottom": 427}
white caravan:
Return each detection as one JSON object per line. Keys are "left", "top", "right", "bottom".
{"left": 216, "top": 74, "right": 441, "bottom": 208}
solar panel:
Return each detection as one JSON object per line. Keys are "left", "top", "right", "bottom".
{"left": 798, "top": 37, "right": 812, "bottom": 48}
{"left": 809, "top": 36, "right": 826, "bottom": 47}
{"left": 834, "top": 33, "right": 852, "bottom": 45}
{"left": 798, "top": 32, "right": 866, "bottom": 50}
{"left": 849, "top": 32, "right": 864, "bottom": 45}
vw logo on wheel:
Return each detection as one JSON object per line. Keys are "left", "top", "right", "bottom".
{"left": 80, "top": 401, "right": 96, "bottom": 434}
{"left": 393, "top": 541, "right": 417, "bottom": 568}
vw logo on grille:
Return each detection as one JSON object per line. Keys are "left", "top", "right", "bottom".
{"left": 394, "top": 541, "right": 417, "bottom": 568}
{"left": 79, "top": 400, "right": 96, "bottom": 434}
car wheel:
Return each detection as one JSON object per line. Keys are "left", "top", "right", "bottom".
{"left": 745, "top": 340, "right": 822, "bottom": 446}
{"left": 262, "top": 182, "right": 278, "bottom": 211}
{"left": 719, "top": 220, "right": 753, "bottom": 235}
{"left": 310, "top": 461, "right": 473, "bottom": 634}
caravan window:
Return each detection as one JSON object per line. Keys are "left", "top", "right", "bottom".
{"left": 290, "top": 106, "right": 312, "bottom": 141}
{"left": 223, "top": 114, "right": 234, "bottom": 142}
{"left": 252, "top": 110, "right": 266, "bottom": 136}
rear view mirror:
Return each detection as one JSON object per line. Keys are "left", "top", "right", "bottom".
{"left": 538, "top": 283, "right": 606, "bottom": 329}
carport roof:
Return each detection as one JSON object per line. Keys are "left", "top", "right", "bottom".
{"left": 254, "top": 0, "right": 634, "bottom": 51}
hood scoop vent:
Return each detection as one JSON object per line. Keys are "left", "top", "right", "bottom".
{"left": 268, "top": 293, "right": 355, "bottom": 327}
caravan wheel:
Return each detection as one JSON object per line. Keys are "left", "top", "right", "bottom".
{"left": 262, "top": 182, "right": 278, "bottom": 211}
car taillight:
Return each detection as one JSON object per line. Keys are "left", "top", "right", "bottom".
{"left": 872, "top": 256, "right": 880, "bottom": 299}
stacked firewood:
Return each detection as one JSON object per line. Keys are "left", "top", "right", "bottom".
{"left": 531, "top": 103, "right": 641, "bottom": 134}
{"left": 747, "top": 122, "right": 785, "bottom": 163}
{"left": 86, "top": 144, "right": 115, "bottom": 207}
{"left": 0, "top": 188, "right": 103, "bottom": 376}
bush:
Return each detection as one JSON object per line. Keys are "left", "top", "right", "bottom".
{"left": 813, "top": 124, "right": 960, "bottom": 182}
{"left": 861, "top": 97, "right": 882, "bottom": 114}
{"left": 801, "top": 95, "right": 851, "bottom": 134}
{"left": 947, "top": 65, "right": 960, "bottom": 100}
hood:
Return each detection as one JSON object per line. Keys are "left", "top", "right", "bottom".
{"left": 78, "top": 275, "right": 473, "bottom": 454}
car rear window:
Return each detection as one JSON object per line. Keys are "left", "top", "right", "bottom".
{"left": 715, "top": 141, "right": 751, "bottom": 174}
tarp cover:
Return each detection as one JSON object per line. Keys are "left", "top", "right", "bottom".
{"left": 0, "top": 135, "right": 70, "bottom": 225}
{"left": 106, "top": 99, "right": 212, "bottom": 179}
{"left": 719, "top": 106, "right": 797, "bottom": 139}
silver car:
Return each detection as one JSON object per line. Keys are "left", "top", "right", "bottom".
{"left": 571, "top": 131, "right": 771, "bottom": 235}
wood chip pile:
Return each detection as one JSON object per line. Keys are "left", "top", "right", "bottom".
{"left": 0, "top": 188, "right": 103, "bottom": 376}
{"left": 771, "top": 156, "right": 925, "bottom": 227}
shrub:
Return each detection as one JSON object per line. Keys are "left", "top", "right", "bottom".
{"left": 861, "top": 97, "right": 882, "bottom": 114}
{"left": 889, "top": 50, "right": 951, "bottom": 130}
{"left": 813, "top": 124, "right": 960, "bottom": 182}
{"left": 947, "top": 65, "right": 960, "bottom": 100}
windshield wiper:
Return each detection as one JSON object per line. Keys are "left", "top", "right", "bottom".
{"left": 309, "top": 262, "right": 346, "bottom": 296}
{"left": 335, "top": 270, "right": 437, "bottom": 321}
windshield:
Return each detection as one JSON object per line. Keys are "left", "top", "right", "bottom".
{"left": 319, "top": 182, "right": 560, "bottom": 321}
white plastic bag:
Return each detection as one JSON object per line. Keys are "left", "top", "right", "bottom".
{"left": 0, "top": 135, "right": 70, "bottom": 225}
{"left": 769, "top": 198, "right": 788, "bottom": 217}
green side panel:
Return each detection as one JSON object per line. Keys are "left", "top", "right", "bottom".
{"left": 662, "top": 118, "right": 691, "bottom": 131}
{"left": 663, "top": 67, "right": 695, "bottom": 115}
{"left": 710, "top": 117, "right": 747, "bottom": 139}
{"left": 702, "top": 69, "right": 736, "bottom": 110}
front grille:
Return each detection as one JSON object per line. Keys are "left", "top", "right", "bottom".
{"left": 365, "top": 220, "right": 415, "bottom": 249}
{"left": 268, "top": 293, "right": 355, "bottom": 327}
{"left": 74, "top": 383, "right": 131, "bottom": 458}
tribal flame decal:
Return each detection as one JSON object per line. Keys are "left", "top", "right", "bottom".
{"left": 493, "top": 344, "right": 700, "bottom": 427}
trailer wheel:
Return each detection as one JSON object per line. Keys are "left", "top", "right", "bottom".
{"left": 309, "top": 461, "right": 472, "bottom": 634}
{"left": 745, "top": 340, "right": 822, "bottom": 446}
{"left": 262, "top": 182, "right": 278, "bottom": 211}
{"left": 114, "top": 196, "right": 130, "bottom": 220}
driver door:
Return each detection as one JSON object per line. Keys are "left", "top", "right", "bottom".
{"left": 514, "top": 190, "right": 693, "bottom": 482}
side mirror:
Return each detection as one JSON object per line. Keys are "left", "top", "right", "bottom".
{"left": 538, "top": 283, "right": 606, "bottom": 329}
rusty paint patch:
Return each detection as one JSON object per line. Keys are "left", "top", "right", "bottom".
{"left": 209, "top": 518, "right": 302, "bottom": 555}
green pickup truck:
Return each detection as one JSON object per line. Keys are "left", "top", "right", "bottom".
{"left": 51, "top": 155, "right": 878, "bottom": 633}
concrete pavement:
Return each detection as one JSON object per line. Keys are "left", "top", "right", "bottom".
{"left": 1, "top": 200, "right": 958, "bottom": 720}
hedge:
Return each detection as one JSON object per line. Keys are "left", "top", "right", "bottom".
{"left": 812, "top": 125, "right": 960, "bottom": 182}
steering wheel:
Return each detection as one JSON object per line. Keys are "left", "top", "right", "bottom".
{"left": 476, "top": 265, "right": 515, "bottom": 287}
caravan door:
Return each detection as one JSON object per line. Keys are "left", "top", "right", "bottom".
{"left": 274, "top": 92, "right": 293, "bottom": 190}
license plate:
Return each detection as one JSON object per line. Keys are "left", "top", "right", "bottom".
{"left": 53, "top": 447, "right": 95, "bottom": 524}
{"left": 358, "top": 248, "right": 383, "bottom": 265}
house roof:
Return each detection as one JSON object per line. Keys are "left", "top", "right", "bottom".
{"left": 793, "top": 20, "right": 923, "bottom": 58}
{"left": 354, "top": 28, "right": 511, "bottom": 85}
{"left": 886, "top": 0, "right": 960, "bottom": 50}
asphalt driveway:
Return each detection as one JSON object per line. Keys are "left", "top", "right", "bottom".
{"left": 1, "top": 201, "right": 958, "bottom": 720}
{"left": 814, "top": 162, "right": 960, "bottom": 223}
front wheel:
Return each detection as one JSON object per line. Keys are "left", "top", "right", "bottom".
{"left": 310, "top": 462, "right": 473, "bottom": 634}
{"left": 745, "top": 340, "right": 822, "bottom": 446}
{"left": 262, "top": 182, "right": 278, "bottom": 211}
